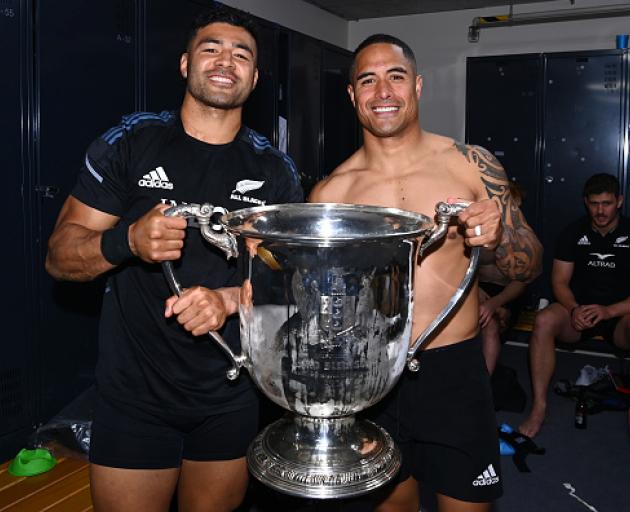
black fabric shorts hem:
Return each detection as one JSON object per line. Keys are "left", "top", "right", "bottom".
{"left": 581, "top": 317, "right": 620, "bottom": 342}
{"left": 370, "top": 336, "right": 503, "bottom": 503}
{"left": 89, "top": 394, "right": 259, "bottom": 469}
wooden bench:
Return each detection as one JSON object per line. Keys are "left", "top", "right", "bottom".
{"left": 0, "top": 456, "right": 92, "bottom": 511}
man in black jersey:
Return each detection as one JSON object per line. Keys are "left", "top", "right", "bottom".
{"left": 520, "top": 173, "right": 630, "bottom": 438}
{"left": 46, "top": 7, "right": 302, "bottom": 512}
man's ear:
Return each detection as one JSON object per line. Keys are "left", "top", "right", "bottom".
{"left": 180, "top": 53, "right": 189, "bottom": 79}
{"left": 415, "top": 75, "right": 423, "bottom": 99}
{"left": 617, "top": 194, "right": 624, "bottom": 209}
{"left": 347, "top": 84, "right": 356, "bottom": 107}
{"left": 252, "top": 67, "right": 259, "bottom": 90}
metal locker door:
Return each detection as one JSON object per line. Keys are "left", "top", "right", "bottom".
{"left": 541, "top": 51, "right": 624, "bottom": 272}
{"left": 321, "top": 45, "right": 359, "bottom": 177}
{"left": 466, "top": 54, "right": 542, "bottom": 233}
{"left": 144, "top": 0, "right": 204, "bottom": 111}
{"left": 288, "top": 31, "right": 321, "bottom": 195}
{"left": 0, "top": 0, "right": 36, "bottom": 461}
{"left": 35, "top": 0, "right": 136, "bottom": 421}
{"left": 242, "top": 20, "right": 279, "bottom": 145}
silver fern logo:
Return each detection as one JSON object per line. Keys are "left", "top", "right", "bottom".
{"left": 235, "top": 180, "right": 265, "bottom": 194}
{"left": 231, "top": 179, "right": 266, "bottom": 205}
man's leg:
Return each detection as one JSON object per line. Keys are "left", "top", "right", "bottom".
{"left": 374, "top": 476, "right": 419, "bottom": 512}
{"left": 612, "top": 313, "right": 630, "bottom": 351}
{"left": 481, "top": 317, "right": 502, "bottom": 374}
{"left": 177, "top": 458, "right": 249, "bottom": 512}
{"left": 519, "top": 303, "right": 580, "bottom": 437}
{"left": 436, "top": 493, "right": 490, "bottom": 512}
{"left": 90, "top": 465, "right": 179, "bottom": 512}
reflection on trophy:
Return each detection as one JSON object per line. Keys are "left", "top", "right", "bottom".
{"left": 162, "top": 202, "right": 478, "bottom": 499}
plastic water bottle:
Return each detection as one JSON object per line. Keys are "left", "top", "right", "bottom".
{"left": 574, "top": 387, "right": 587, "bottom": 429}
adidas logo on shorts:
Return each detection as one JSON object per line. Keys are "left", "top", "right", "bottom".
{"left": 138, "top": 166, "right": 173, "bottom": 190}
{"left": 472, "top": 464, "right": 500, "bottom": 486}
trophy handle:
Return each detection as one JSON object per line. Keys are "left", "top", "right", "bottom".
{"left": 406, "top": 201, "right": 481, "bottom": 372}
{"left": 162, "top": 203, "right": 246, "bottom": 381}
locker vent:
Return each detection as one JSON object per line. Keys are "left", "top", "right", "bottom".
{"left": 0, "top": 368, "right": 24, "bottom": 420}
{"left": 604, "top": 64, "right": 618, "bottom": 91}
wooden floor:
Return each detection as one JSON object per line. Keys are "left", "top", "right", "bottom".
{"left": 0, "top": 456, "right": 92, "bottom": 512}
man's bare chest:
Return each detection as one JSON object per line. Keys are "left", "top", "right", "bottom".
{"left": 347, "top": 171, "right": 477, "bottom": 218}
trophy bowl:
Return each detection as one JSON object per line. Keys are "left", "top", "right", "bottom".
{"left": 162, "top": 202, "right": 477, "bottom": 499}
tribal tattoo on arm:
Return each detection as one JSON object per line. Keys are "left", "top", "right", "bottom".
{"left": 454, "top": 143, "right": 543, "bottom": 282}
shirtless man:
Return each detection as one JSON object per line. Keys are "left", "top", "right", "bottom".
{"left": 310, "top": 34, "right": 542, "bottom": 512}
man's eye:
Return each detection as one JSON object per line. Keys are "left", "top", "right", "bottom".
{"left": 235, "top": 53, "right": 250, "bottom": 61}
{"left": 391, "top": 75, "right": 404, "bottom": 81}
{"left": 360, "top": 78, "right": 374, "bottom": 86}
{"left": 203, "top": 48, "right": 218, "bottom": 53}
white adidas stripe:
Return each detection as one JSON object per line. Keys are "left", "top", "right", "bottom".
{"left": 156, "top": 166, "right": 169, "bottom": 181}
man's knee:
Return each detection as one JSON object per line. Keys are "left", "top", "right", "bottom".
{"left": 531, "top": 306, "right": 563, "bottom": 339}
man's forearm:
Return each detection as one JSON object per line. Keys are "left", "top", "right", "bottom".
{"left": 604, "top": 298, "right": 630, "bottom": 319}
{"left": 552, "top": 283, "right": 578, "bottom": 312}
{"left": 46, "top": 223, "right": 116, "bottom": 282}
{"left": 495, "top": 225, "right": 543, "bottom": 283}
{"left": 490, "top": 280, "right": 527, "bottom": 308}
{"left": 216, "top": 287, "right": 241, "bottom": 317}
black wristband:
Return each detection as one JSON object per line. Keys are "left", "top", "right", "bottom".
{"left": 101, "top": 222, "right": 134, "bottom": 266}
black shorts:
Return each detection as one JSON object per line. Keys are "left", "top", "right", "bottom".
{"left": 372, "top": 337, "right": 502, "bottom": 503}
{"left": 89, "top": 394, "right": 259, "bottom": 469}
{"left": 582, "top": 317, "right": 620, "bottom": 342}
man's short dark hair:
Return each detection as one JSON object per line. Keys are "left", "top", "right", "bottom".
{"left": 186, "top": 5, "right": 259, "bottom": 54}
{"left": 583, "top": 173, "right": 620, "bottom": 198}
{"left": 349, "top": 34, "right": 417, "bottom": 82}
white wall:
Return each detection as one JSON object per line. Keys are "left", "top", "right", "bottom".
{"left": 349, "top": 0, "right": 630, "bottom": 140}
{"left": 221, "top": 0, "right": 348, "bottom": 48}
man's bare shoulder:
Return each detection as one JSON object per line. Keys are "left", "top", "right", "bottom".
{"left": 309, "top": 151, "right": 366, "bottom": 202}
{"left": 448, "top": 141, "right": 505, "bottom": 173}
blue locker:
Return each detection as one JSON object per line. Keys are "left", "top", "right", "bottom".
{"left": 35, "top": 0, "right": 136, "bottom": 420}
{"left": 0, "top": 0, "right": 36, "bottom": 462}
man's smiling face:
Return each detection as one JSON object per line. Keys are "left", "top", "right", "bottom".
{"left": 181, "top": 22, "right": 258, "bottom": 110}
{"left": 348, "top": 43, "right": 422, "bottom": 138}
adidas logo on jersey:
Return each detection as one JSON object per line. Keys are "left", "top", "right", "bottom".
{"left": 577, "top": 235, "right": 590, "bottom": 246}
{"left": 472, "top": 464, "right": 500, "bottom": 487}
{"left": 138, "top": 167, "right": 173, "bottom": 190}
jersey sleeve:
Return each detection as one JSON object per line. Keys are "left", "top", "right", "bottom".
{"left": 272, "top": 153, "right": 304, "bottom": 204}
{"left": 71, "top": 123, "right": 132, "bottom": 217}
{"left": 554, "top": 223, "right": 577, "bottom": 262}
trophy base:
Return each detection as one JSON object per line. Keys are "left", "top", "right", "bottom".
{"left": 247, "top": 414, "right": 401, "bottom": 499}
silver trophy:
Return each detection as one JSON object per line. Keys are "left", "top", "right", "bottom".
{"left": 162, "top": 202, "right": 478, "bottom": 499}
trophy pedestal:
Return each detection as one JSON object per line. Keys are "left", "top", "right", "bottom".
{"left": 247, "top": 415, "right": 401, "bottom": 499}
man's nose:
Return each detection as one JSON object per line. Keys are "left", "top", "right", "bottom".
{"left": 375, "top": 80, "right": 392, "bottom": 99}
{"left": 215, "top": 48, "right": 235, "bottom": 67}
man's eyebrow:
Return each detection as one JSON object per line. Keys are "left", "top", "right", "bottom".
{"left": 356, "top": 71, "right": 375, "bottom": 81}
{"left": 356, "top": 67, "right": 409, "bottom": 81}
{"left": 197, "top": 37, "right": 222, "bottom": 47}
{"left": 197, "top": 38, "right": 255, "bottom": 56}
{"left": 234, "top": 42, "right": 255, "bottom": 56}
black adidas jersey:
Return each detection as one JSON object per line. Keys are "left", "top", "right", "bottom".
{"left": 554, "top": 216, "right": 630, "bottom": 306}
{"left": 72, "top": 111, "right": 303, "bottom": 415}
